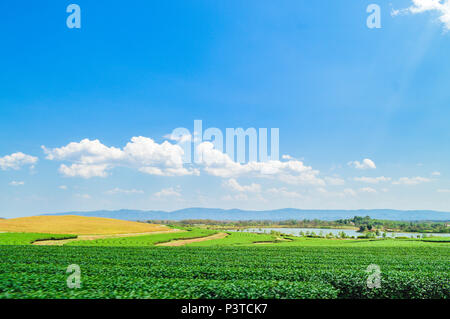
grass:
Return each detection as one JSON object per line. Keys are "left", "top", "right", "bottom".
{"left": 187, "top": 231, "right": 281, "bottom": 246}
{"left": 0, "top": 215, "right": 168, "bottom": 235}
{"left": 65, "top": 228, "right": 218, "bottom": 246}
{"left": 0, "top": 233, "right": 77, "bottom": 245}
{"left": 188, "top": 231, "right": 450, "bottom": 248}
{"left": 1, "top": 227, "right": 447, "bottom": 248}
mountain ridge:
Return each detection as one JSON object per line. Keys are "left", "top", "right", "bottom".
{"left": 42, "top": 207, "right": 450, "bottom": 222}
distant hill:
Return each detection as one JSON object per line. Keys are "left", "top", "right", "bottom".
{"left": 0, "top": 215, "right": 168, "bottom": 235}
{"left": 43, "top": 208, "right": 450, "bottom": 222}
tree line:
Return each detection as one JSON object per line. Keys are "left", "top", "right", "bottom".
{"left": 146, "top": 216, "right": 449, "bottom": 234}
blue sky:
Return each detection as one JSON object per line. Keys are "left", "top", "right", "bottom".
{"left": 1, "top": 0, "right": 450, "bottom": 217}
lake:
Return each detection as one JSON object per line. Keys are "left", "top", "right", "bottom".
{"left": 238, "top": 227, "right": 450, "bottom": 238}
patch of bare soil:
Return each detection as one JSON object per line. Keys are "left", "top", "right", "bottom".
{"left": 156, "top": 232, "right": 229, "bottom": 247}
{"left": 253, "top": 237, "right": 292, "bottom": 245}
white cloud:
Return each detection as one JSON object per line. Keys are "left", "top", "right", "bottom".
{"left": 43, "top": 137, "right": 324, "bottom": 185}
{"left": 391, "top": 8, "right": 401, "bottom": 16}
{"left": 0, "top": 152, "right": 38, "bottom": 170}
{"left": 153, "top": 187, "right": 181, "bottom": 198}
{"left": 343, "top": 188, "right": 357, "bottom": 196}
{"left": 164, "top": 133, "right": 192, "bottom": 143}
{"left": 9, "top": 181, "right": 25, "bottom": 186}
{"left": 392, "top": 0, "right": 450, "bottom": 31}
{"left": 281, "top": 154, "right": 293, "bottom": 160}
{"left": 59, "top": 185, "right": 68, "bottom": 190}
{"left": 325, "top": 176, "right": 345, "bottom": 186}
{"left": 348, "top": 158, "right": 376, "bottom": 170}
{"left": 59, "top": 163, "right": 110, "bottom": 178}
{"left": 431, "top": 171, "right": 441, "bottom": 176}
{"left": 437, "top": 189, "right": 450, "bottom": 193}
{"left": 359, "top": 187, "right": 377, "bottom": 193}
{"left": 43, "top": 139, "right": 123, "bottom": 163}
{"left": 353, "top": 176, "right": 391, "bottom": 184}
{"left": 196, "top": 142, "right": 324, "bottom": 185}
{"left": 124, "top": 137, "right": 188, "bottom": 171}
{"left": 223, "top": 178, "right": 261, "bottom": 193}
{"left": 392, "top": 176, "right": 431, "bottom": 185}
{"left": 342, "top": 187, "right": 377, "bottom": 196}
{"left": 139, "top": 166, "right": 198, "bottom": 177}
{"left": 105, "top": 188, "right": 144, "bottom": 195}
{"left": 222, "top": 193, "right": 250, "bottom": 201}
{"left": 75, "top": 193, "right": 91, "bottom": 199}
{"left": 267, "top": 187, "right": 302, "bottom": 199}
{"left": 43, "top": 137, "right": 198, "bottom": 178}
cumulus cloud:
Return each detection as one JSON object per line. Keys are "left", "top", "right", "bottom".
{"left": 75, "top": 193, "right": 91, "bottom": 199}
{"left": 437, "top": 189, "right": 450, "bottom": 193}
{"left": 59, "top": 163, "right": 110, "bottom": 178}
{"left": 392, "top": 0, "right": 450, "bottom": 31}
{"left": 105, "top": 188, "right": 144, "bottom": 195}
{"left": 164, "top": 133, "right": 192, "bottom": 143}
{"left": 9, "top": 181, "right": 25, "bottom": 186}
{"left": 340, "top": 187, "right": 378, "bottom": 196}
{"left": 59, "top": 185, "right": 68, "bottom": 190}
{"left": 43, "top": 137, "right": 198, "bottom": 178}
{"left": 353, "top": 176, "right": 391, "bottom": 184}
{"left": 348, "top": 158, "right": 376, "bottom": 170}
{"left": 223, "top": 178, "right": 261, "bottom": 193}
{"left": 315, "top": 187, "right": 359, "bottom": 198}
{"left": 325, "top": 176, "right": 345, "bottom": 186}
{"left": 359, "top": 187, "right": 377, "bottom": 193}
{"left": 221, "top": 193, "right": 250, "bottom": 201}
{"left": 343, "top": 188, "right": 357, "bottom": 196}
{"left": 267, "top": 187, "right": 302, "bottom": 199}
{"left": 392, "top": 176, "right": 431, "bottom": 185}
{"left": 43, "top": 137, "right": 325, "bottom": 187}
{"left": 153, "top": 187, "right": 181, "bottom": 198}
{"left": 196, "top": 142, "right": 324, "bottom": 185}
{"left": 431, "top": 171, "right": 441, "bottom": 176}
{"left": 0, "top": 152, "right": 38, "bottom": 170}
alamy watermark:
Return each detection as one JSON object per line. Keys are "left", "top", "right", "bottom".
{"left": 66, "top": 264, "right": 81, "bottom": 289}
{"left": 367, "top": 4, "right": 381, "bottom": 29}
{"left": 66, "top": 4, "right": 81, "bottom": 29}
{"left": 170, "top": 120, "right": 279, "bottom": 164}
{"left": 366, "top": 264, "right": 381, "bottom": 289}
{"left": 65, "top": 4, "right": 383, "bottom": 30}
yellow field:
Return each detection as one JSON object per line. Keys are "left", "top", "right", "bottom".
{"left": 0, "top": 215, "right": 169, "bottom": 235}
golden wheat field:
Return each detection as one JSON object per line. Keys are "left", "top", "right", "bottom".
{"left": 0, "top": 215, "right": 168, "bottom": 235}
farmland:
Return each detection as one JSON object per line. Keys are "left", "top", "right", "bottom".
{"left": 0, "top": 233, "right": 77, "bottom": 245}
{"left": 0, "top": 215, "right": 448, "bottom": 299}
{"left": 0, "top": 244, "right": 448, "bottom": 299}
{"left": 64, "top": 228, "right": 217, "bottom": 246}
{"left": 0, "top": 215, "right": 168, "bottom": 235}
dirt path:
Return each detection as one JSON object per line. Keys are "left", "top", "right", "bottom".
{"left": 156, "top": 232, "right": 228, "bottom": 247}
{"left": 32, "top": 229, "right": 184, "bottom": 246}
